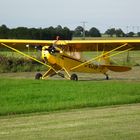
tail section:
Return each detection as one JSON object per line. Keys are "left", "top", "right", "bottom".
{"left": 103, "top": 65, "right": 132, "bottom": 72}
{"left": 101, "top": 52, "right": 132, "bottom": 72}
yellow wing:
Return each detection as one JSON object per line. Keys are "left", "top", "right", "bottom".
{"left": 0, "top": 39, "right": 140, "bottom": 51}
{"left": 0, "top": 39, "right": 53, "bottom": 50}
{"left": 62, "top": 39, "right": 140, "bottom": 51}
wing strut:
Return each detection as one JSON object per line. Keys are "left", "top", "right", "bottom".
{"left": 1, "top": 43, "right": 57, "bottom": 73}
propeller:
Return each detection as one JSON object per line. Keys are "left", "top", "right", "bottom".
{"left": 48, "top": 45, "right": 57, "bottom": 54}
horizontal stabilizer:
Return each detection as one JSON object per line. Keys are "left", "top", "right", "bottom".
{"left": 103, "top": 65, "right": 132, "bottom": 72}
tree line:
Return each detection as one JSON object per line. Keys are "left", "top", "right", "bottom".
{"left": 0, "top": 24, "right": 140, "bottom": 40}
{"left": 0, "top": 25, "right": 73, "bottom": 40}
{"left": 105, "top": 28, "right": 140, "bottom": 37}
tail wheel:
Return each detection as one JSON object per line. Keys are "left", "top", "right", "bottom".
{"left": 70, "top": 74, "right": 78, "bottom": 81}
{"left": 106, "top": 75, "right": 109, "bottom": 80}
{"left": 104, "top": 73, "right": 109, "bottom": 80}
{"left": 35, "top": 73, "right": 42, "bottom": 80}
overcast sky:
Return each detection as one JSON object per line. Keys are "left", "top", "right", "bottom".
{"left": 0, "top": 0, "right": 140, "bottom": 32}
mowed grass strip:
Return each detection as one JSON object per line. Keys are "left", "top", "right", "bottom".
{"left": 0, "top": 78, "right": 140, "bottom": 115}
{"left": 0, "top": 104, "right": 140, "bottom": 140}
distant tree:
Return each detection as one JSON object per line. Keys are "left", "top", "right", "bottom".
{"left": 88, "top": 27, "right": 101, "bottom": 37}
{"left": 126, "top": 32, "right": 135, "bottom": 37}
{"left": 9, "top": 28, "right": 17, "bottom": 39}
{"left": 105, "top": 28, "right": 116, "bottom": 37}
{"left": 55, "top": 25, "right": 63, "bottom": 38}
{"left": 15, "top": 27, "right": 32, "bottom": 39}
{"left": 41, "top": 28, "right": 49, "bottom": 40}
{"left": 73, "top": 26, "right": 84, "bottom": 37}
{"left": 62, "top": 27, "right": 73, "bottom": 40}
{"left": 29, "top": 28, "right": 41, "bottom": 39}
{"left": 0, "top": 24, "right": 73, "bottom": 40}
{"left": 137, "top": 32, "right": 140, "bottom": 37}
{"left": 0, "top": 24, "right": 9, "bottom": 38}
{"left": 85, "top": 30, "right": 90, "bottom": 37}
{"left": 115, "top": 28, "right": 125, "bottom": 37}
{"left": 46, "top": 26, "right": 55, "bottom": 39}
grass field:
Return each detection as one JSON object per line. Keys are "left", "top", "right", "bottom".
{"left": 0, "top": 78, "right": 140, "bottom": 116}
{"left": 0, "top": 104, "right": 140, "bottom": 140}
{"left": 0, "top": 69, "right": 140, "bottom": 140}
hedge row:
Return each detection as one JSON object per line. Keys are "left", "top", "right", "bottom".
{"left": 0, "top": 55, "right": 46, "bottom": 73}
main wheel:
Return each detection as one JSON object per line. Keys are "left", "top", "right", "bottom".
{"left": 70, "top": 74, "right": 78, "bottom": 81}
{"left": 35, "top": 73, "right": 42, "bottom": 80}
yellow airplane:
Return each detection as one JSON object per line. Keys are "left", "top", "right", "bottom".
{"left": 0, "top": 37, "right": 140, "bottom": 80}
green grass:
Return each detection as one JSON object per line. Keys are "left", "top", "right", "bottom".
{"left": 0, "top": 78, "right": 140, "bottom": 116}
{"left": 0, "top": 104, "right": 140, "bottom": 140}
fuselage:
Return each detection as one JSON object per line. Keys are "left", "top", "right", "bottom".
{"left": 42, "top": 46, "right": 108, "bottom": 74}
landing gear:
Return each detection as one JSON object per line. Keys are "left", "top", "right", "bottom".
{"left": 104, "top": 73, "right": 109, "bottom": 80}
{"left": 35, "top": 73, "right": 42, "bottom": 80}
{"left": 70, "top": 74, "right": 78, "bottom": 81}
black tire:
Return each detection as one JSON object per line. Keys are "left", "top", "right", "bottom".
{"left": 70, "top": 74, "right": 78, "bottom": 81}
{"left": 35, "top": 73, "right": 42, "bottom": 80}
{"left": 106, "top": 75, "right": 109, "bottom": 80}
